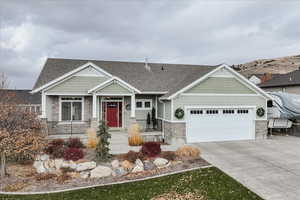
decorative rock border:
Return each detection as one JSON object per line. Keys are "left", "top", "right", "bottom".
{"left": 0, "top": 165, "right": 212, "bottom": 195}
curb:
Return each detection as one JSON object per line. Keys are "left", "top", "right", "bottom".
{"left": 0, "top": 165, "right": 213, "bottom": 195}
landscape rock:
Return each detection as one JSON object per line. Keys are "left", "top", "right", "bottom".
{"left": 54, "top": 159, "right": 64, "bottom": 170}
{"left": 61, "top": 160, "right": 77, "bottom": 170}
{"left": 76, "top": 161, "right": 97, "bottom": 172}
{"left": 111, "top": 160, "right": 120, "bottom": 169}
{"left": 90, "top": 166, "right": 112, "bottom": 178}
{"left": 35, "top": 154, "right": 49, "bottom": 161}
{"left": 153, "top": 158, "right": 169, "bottom": 168}
{"left": 80, "top": 171, "right": 90, "bottom": 179}
{"left": 121, "top": 160, "right": 134, "bottom": 171}
{"left": 144, "top": 160, "right": 156, "bottom": 170}
{"left": 132, "top": 159, "right": 144, "bottom": 173}
{"left": 113, "top": 167, "right": 126, "bottom": 176}
{"left": 33, "top": 161, "right": 46, "bottom": 173}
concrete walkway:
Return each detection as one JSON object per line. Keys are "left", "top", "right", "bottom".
{"left": 195, "top": 136, "right": 300, "bottom": 200}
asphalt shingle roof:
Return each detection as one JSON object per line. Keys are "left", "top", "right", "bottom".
{"left": 259, "top": 70, "right": 300, "bottom": 88}
{"left": 33, "top": 58, "right": 219, "bottom": 98}
{"left": 0, "top": 89, "right": 41, "bottom": 104}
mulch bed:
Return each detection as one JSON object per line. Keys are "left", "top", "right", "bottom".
{"left": 0, "top": 157, "right": 209, "bottom": 193}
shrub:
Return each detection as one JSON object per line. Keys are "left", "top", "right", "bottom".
{"left": 175, "top": 146, "right": 201, "bottom": 159}
{"left": 66, "top": 138, "right": 84, "bottom": 149}
{"left": 64, "top": 147, "right": 84, "bottom": 161}
{"left": 128, "top": 123, "right": 144, "bottom": 146}
{"left": 35, "top": 173, "right": 57, "bottom": 181}
{"left": 3, "top": 181, "right": 29, "bottom": 192}
{"left": 49, "top": 139, "right": 65, "bottom": 147}
{"left": 122, "top": 150, "right": 145, "bottom": 163}
{"left": 45, "top": 139, "right": 65, "bottom": 157}
{"left": 160, "top": 151, "right": 176, "bottom": 161}
{"left": 56, "top": 173, "right": 71, "bottom": 184}
{"left": 96, "top": 120, "right": 111, "bottom": 161}
{"left": 141, "top": 142, "right": 161, "bottom": 157}
{"left": 86, "top": 128, "right": 98, "bottom": 148}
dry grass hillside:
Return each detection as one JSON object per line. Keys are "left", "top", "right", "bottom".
{"left": 233, "top": 55, "right": 300, "bottom": 77}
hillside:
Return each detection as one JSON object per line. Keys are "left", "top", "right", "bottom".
{"left": 233, "top": 55, "right": 300, "bottom": 77}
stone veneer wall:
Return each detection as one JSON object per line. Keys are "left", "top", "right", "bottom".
{"left": 163, "top": 121, "right": 186, "bottom": 145}
{"left": 255, "top": 120, "right": 268, "bottom": 139}
{"left": 163, "top": 120, "right": 268, "bottom": 144}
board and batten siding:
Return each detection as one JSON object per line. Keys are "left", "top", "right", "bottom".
{"left": 46, "top": 76, "right": 108, "bottom": 94}
{"left": 173, "top": 95, "right": 266, "bottom": 121}
{"left": 96, "top": 83, "right": 132, "bottom": 94}
{"left": 157, "top": 100, "right": 164, "bottom": 118}
{"left": 164, "top": 100, "right": 172, "bottom": 120}
{"left": 184, "top": 77, "right": 255, "bottom": 94}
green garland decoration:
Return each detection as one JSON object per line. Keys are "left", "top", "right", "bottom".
{"left": 175, "top": 108, "right": 185, "bottom": 119}
{"left": 256, "top": 107, "right": 265, "bottom": 117}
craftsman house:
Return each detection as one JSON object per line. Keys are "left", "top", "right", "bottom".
{"left": 32, "top": 58, "right": 271, "bottom": 144}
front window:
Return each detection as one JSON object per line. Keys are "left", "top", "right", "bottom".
{"left": 135, "top": 99, "right": 152, "bottom": 110}
{"left": 61, "top": 97, "right": 83, "bottom": 121}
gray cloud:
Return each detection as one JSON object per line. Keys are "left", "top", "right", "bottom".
{"left": 0, "top": 0, "right": 300, "bottom": 89}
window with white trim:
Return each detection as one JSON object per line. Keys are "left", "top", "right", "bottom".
{"left": 60, "top": 97, "right": 84, "bottom": 121}
{"left": 135, "top": 99, "right": 152, "bottom": 110}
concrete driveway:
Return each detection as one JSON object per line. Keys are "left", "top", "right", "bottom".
{"left": 195, "top": 136, "right": 300, "bottom": 200}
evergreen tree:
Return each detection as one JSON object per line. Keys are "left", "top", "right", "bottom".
{"left": 146, "top": 112, "right": 151, "bottom": 130}
{"left": 96, "top": 120, "right": 111, "bottom": 161}
{"left": 151, "top": 107, "right": 157, "bottom": 129}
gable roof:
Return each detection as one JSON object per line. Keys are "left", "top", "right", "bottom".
{"left": 33, "top": 58, "right": 218, "bottom": 95}
{"left": 0, "top": 89, "right": 41, "bottom": 104}
{"left": 259, "top": 69, "right": 300, "bottom": 88}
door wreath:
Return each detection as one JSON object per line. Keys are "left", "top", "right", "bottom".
{"left": 256, "top": 107, "right": 265, "bottom": 117}
{"left": 175, "top": 108, "right": 184, "bottom": 119}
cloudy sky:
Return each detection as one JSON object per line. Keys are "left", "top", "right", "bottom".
{"left": 1, "top": 0, "right": 300, "bottom": 89}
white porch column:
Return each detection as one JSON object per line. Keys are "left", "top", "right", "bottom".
{"left": 131, "top": 94, "right": 135, "bottom": 118}
{"left": 41, "top": 92, "right": 46, "bottom": 118}
{"left": 92, "top": 93, "right": 97, "bottom": 119}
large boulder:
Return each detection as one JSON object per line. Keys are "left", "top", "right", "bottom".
{"left": 153, "top": 158, "right": 169, "bottom": 168}
{"left": 132, "top": 159, "right": 144, "bottom": 173}
{"left": 33, "top": 161, "right": 46, "bottom": 173}
{"left": 80, "top": 171, "right": 90, "bottom": 179}
{"left": 121, "top": 160, "right": 134, "bottom": 171}
{"left": 113, "top": 167, "right": 126, "bottom": 176}
{"left": 111, "top": 160, "right": 120, "bottom": 169}
{"left": 144, "top": 160, "right": 156, "bottom": 171}
{"left": 90, "top": 166, "right": 113, "bottom": 178}
{"left": 54, "top": 159, "right": 64, "bottom": 170}
{"left": 43, "top": 159, "right": 56, "bottom": 173}
{"left": 61, "top": 160, "right": 77, "bottom": 170}
{"left": 35, "top": 154, "right": 49, "bottom": 161}
{"left": 76, "top": 161, "right": 97, "bottom": 172}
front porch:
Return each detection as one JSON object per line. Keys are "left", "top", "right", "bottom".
{"left": 46, "top": 130, "right": 177, "bottom": 154}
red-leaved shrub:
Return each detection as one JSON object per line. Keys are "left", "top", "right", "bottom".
{"left": 63, "top": 148, "right": 84, "bottom": 161}
{"left": 66, "top": 138, "right": 84, "bottom": 149}
{"left": 140, "top": 142, "right": 161, "bottom": 157}
{"left": 45, "top": 139, "right": 65, "bottom": 158}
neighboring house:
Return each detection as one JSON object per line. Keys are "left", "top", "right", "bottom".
{"left": 0, "top": 89, "right": 41, "bottom": 114}
{"left": 31, "top": 58, "right": 271, "bottom": 144}
{"left": 259, "top": 68, "right": 300, "bottom": 94}
{"left": 248, "top": 73, "right": 281, "bottom": 85}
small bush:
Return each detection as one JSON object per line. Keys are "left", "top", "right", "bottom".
{"left": 45, "top": 139, "right": 65, "bottom": 158}
{"left": 35, "top": 173, "right": 57, "bottom": 181}
{"left": 122, "top": 150, "right": 145, "bottom": 162}
{"left": 175, "top": 146, "right": 201, "bottom": 159}
{"left": 128, "top": 123, "right": 144, "bottom": 146}
{"left": 3, "top": 181, "right": 29, "bottom": 192}
{"left": 66, "top": 138, "right": 84, "bottom": 148}
{"left": 50, "top": 139, "right": 65, "bottom": 147}
{"left": 141, "top": 142, "right": 161, "bottom": 157}
{"left": 160, "top": 151, "right": 176, "bottom": 161}
{"left": 64, "top": 147, "right": 84, "bottom": 161}
{"left": 56, "top": 173, "right": 71, "bottom": 184}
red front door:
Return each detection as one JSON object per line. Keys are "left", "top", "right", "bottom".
{"left": 107, "top": 102, "right": 118, "bottom": 127}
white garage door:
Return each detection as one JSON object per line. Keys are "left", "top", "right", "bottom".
{"left": 186, "top": 107, "right": 255, "bottom": 143}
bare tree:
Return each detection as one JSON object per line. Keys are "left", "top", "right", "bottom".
{"left": 0, "top": 72, "right": 10, "bottom": 89}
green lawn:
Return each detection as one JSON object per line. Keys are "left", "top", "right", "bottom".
{"left": 0, "top": 167, "right": 262, "bottom": 200}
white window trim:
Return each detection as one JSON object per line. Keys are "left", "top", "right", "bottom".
{"left": 59, "top": 96, "right": 85, "bottom": 122}
{"left": 135, "top": 99, "right": 153, "bottom": 110}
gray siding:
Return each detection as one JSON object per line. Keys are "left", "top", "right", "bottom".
{"left": 173, "top": 95, "right": 266, "bottom": 121}
{"left": 184, "top": 77, "right": 255, "bottom": 94}
{"left": 47, "top": 76, "right": 108, "bottom": 94}
{"left": 157, "top": 100, "right": 164, "bottom": 118}
{"left": 164, "top": 100, "right": 172, "bottom": 120}
{"left": 96, "top": 83, "right": 132, "bottom": 94}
